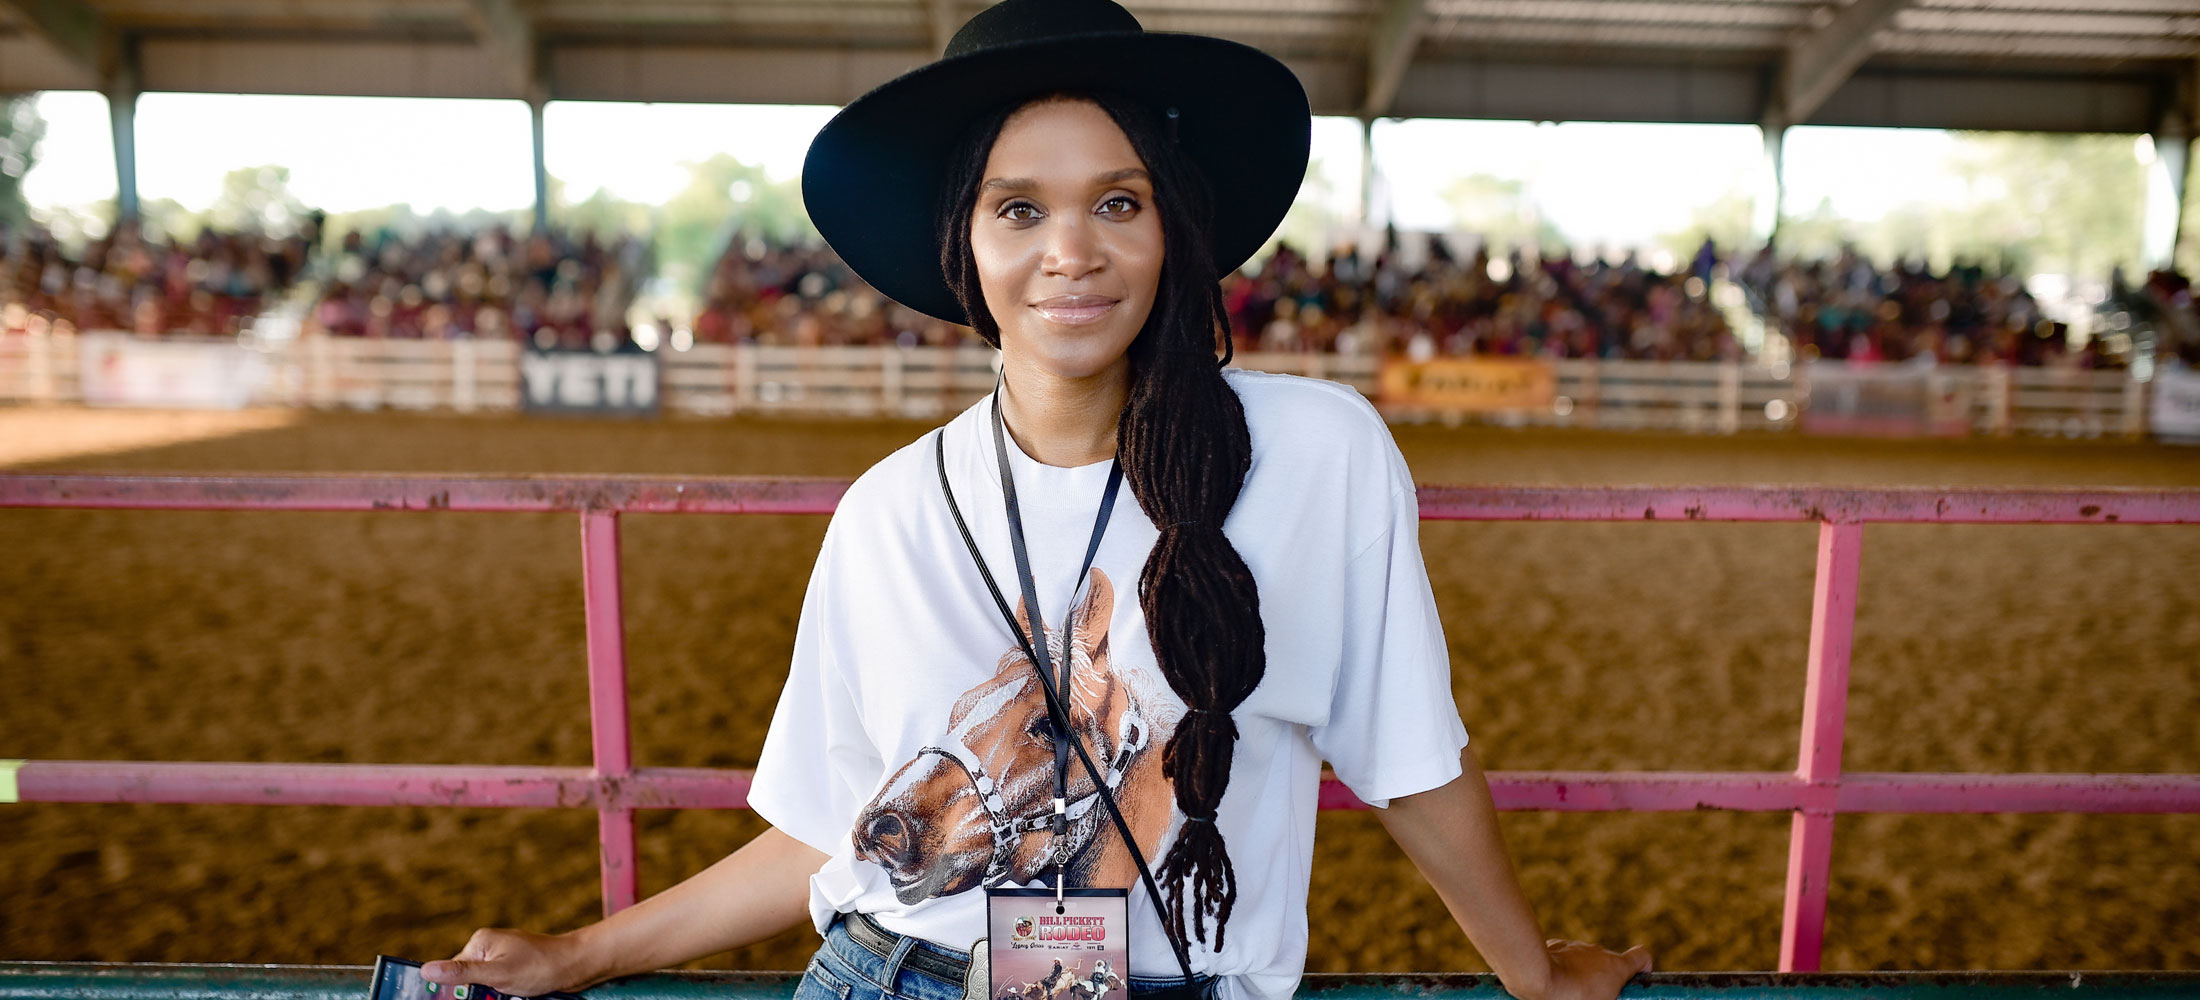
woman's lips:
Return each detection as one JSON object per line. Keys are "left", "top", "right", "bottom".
{"left": 1030, "top": 295, "right": 1119, "bottom": 325}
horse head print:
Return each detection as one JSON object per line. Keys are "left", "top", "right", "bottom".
{"left": 852, "top": 568, "right": 1176, "bottom": 903}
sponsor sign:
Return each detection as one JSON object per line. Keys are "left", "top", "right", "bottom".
{"left": 1377, "top": 357, "right": 1556, "bottom": 412}
{"left": 78, "top": 332, "right": 272, "bottom": 409}
{"left": 2151, "top": 367, "right": 2200, "bottom": 443}
{"left": 1800, "top": 363, "right": 1969, "bottom": 437}
{"left": 520, "top": 345, "right": 660, "bottom": 416}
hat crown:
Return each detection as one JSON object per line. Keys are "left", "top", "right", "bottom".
{"left": 944, "top": 0, "right": 1144, "bottom": 59}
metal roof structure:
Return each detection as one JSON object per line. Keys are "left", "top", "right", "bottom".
{"left": 2, "top": 0, "right": 2196, "bottom": 135}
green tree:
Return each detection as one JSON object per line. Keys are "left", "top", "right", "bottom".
{"left": 1656, "top": 185, "right": 1756, "bottom": 261}
{"left": 654, "top": 153, "right": 811, "bottom": 293}
{"left": 208, "top": 164, "right": 311, "bottom": 234}
{"left": 1440, "top": 171, "right": 1564, "bottom": 255}
{"left": 554, "top": 176, "right": 652, "bottom": 238}
{"left": 1, "top": 94, "right": 46, "bottom": 227}
{"left": 1937, "top": 131, "right": 2144, "bottom": 278}
{"left": 1770, "top": 132, "right": 2147, "bottom": 276}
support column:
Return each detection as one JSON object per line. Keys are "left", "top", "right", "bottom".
{"left": 2141, "top": 127, "right": 2188, "bottom": 272}
{"left": 1358, "top": 115, "right": 1377, "bottom": 231}
{"left": 105, "top": 69, "right": 138, "bottom": 224}
{"left": 529, "top": 94, "right": 550, "bottom": 233}
{"left": 1754, "top": 124, "right": 1786, "bottom": 252}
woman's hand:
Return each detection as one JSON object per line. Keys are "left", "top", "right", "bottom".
{"left": 1373, "top": 746, "right": 1654, "bottom": 1000}
{"left": 422, "top": 927, "right": 599, "bottom": 997}
{"left": 419, "top": 825, "right": 823, "bottom": 997}
{"left": 1514, "top": 938, "right": 1653, "bottom": 1000}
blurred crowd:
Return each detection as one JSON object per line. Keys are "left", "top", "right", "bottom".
{"left": 690, "top": 236, "right": 967, "bottom": 348}
{"left": 0, "top": 218, "right": 314, "bottom": 338}
{"left": 1742, "top": 245, "right": 2120, "bottom": 369}
{"left": 307, "top": 226, "right": 650, "bottom": 346}
{"left": 2111, "top": 266, "right": 2198, "bottom": 370}
{"left": 7, "top": 212, "right": 2197, "bottom": 372}
{"left": 1222, "top": 238, "right": 1739, "bottom": 361}
{"left": 684, "top": 233, "right": 1742, "bottom": 362}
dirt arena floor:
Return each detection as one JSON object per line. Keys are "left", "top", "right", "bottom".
{"left": 3, "top": 404, "right": 2196, "bottom": 975}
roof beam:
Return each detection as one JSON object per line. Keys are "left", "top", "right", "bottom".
{"left": 0, "top": 0, "right": 111, "bottom": 79}
{"left": 1365, "top": 0, "right": 1430, "bottom": 118}
{"left": 929, "top": 0, "right": 958, "bottom": 57}
{"left": 464, "top": 0, "right": 540, "bottom": 100}
{"left": 1764, "top": 0, "right": 1912, "bottom": 133}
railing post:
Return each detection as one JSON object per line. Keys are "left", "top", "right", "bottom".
{"left": 883, "top": 345, "right": 905, "bottom": 416}
{"left": 734, "top": 343, "right": 758, "bottom": 413}
{"left": 1986, "top": 367, "right": 2013, "bottom": 437}
{"left": 581, "top": 510, "right": 639, "bottom": 915}
{"left": 452, "top": 339, "right": 478, "bottom": 413}
{"left": 1719, "top": 361, "right": 1742, "bottom": 434}
{"left": 2122, "top": 374, "right": 2146, "bottom": 440}
{"left": 25, "top": 330, "right": 46, "bottom": 403}
{"left": 1782, "top": 520, "right": 1862, "bottom": 971}
{"left": 309, "top": 336, "right": 335, "bottom": 408}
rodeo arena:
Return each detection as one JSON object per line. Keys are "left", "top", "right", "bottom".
{"left": 2, "top": 0, "right": 2199, "bottom": 999}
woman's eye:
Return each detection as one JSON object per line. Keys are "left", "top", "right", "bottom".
{"left": 1100, "top": 196, "right": 1140, "bottom": 216}
{"left": 1000, "top": 202, "right": 1040, "bottom": 222}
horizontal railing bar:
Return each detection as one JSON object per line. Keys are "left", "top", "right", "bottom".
{"left": 3, "top": 964, "right": 2199, "bottom": 1000}
{"left": 0, "top": 474, "right": 850, "bottom": 515}
{"left": 6, "top": 475, "right": 2200, "bottom": 525}
{"left": 18, "top": 762, "right": 2198, "bottom": 814}
{"left": 1414, "top": 486, "right": 2200, "bottom": 524}
{"left": 1834, "top": 772, "right": 2200, "bottom": 813}
{"left": 10, "top": 762, "right": 748, "bottom": 810}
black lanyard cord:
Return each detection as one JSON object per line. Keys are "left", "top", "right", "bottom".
{"left": 933, "top": 416, "right": 1197, "bottom": 982}
{"left": 989, "top": 379, "right": 1117, "bottom": 842}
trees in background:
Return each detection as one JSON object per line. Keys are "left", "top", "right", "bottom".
{"left": 0, "top": 95, "right": 45, "bottom": 228}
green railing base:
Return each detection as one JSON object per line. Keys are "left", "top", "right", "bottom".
{"left": 4, "top": 964, "right": 2198, "bottom": 1000}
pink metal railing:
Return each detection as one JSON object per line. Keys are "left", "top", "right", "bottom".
{"left": 6, "top": 473, "right": 2199, "bottom": 971}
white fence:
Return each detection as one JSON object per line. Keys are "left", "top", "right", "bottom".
{"left": 0, "top": 331, "right": 2158, "bottom": 439}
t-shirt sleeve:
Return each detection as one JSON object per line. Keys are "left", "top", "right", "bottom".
{"left": 1307, "top": 473, "right": 1471, "bottom": 810}
{"left": 748, "top": 518, "right": 883, "bottom": 855}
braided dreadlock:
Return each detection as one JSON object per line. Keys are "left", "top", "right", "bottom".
{"left": 937, "top": 91, "right": 1262, "bottom": 953}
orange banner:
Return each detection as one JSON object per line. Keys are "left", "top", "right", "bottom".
{"left": 1378, "top": 357, "right": 1556, "bottom": 412}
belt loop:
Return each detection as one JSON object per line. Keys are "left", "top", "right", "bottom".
{"left": 880, "top": 933, "right": 920, "bottom": 993}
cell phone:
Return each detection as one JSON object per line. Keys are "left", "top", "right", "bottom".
{"left": 369, "top": 955, "right": 585, "bottom": 1000}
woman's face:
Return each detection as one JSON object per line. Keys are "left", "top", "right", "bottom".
{"left": 970, "top": 97, "right": 1163, "bottom": 383}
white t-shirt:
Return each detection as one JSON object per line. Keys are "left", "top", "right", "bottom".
{"left": 750, "top": 368, "right": 1470, "bottom": 1000}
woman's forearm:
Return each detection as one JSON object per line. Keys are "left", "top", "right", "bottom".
{"left": 564, "top": 825, "right": 828, "bottom": 986}
{"left": 1372, "top": 744, "right": 1555, "bottom": 1000}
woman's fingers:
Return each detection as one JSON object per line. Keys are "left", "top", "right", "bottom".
{"left": 419, "top": 928, "right": 575, "bottom": 997}
{"left": 1541, "top": 938, "right": 1652, "bottom": 1000}
{"left": 424, "top": 929, "right": 504, "bottom": 983}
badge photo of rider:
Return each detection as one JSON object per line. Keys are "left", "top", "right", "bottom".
{"left": 419, "top": 3, "right": 1655, "bottom": 1000}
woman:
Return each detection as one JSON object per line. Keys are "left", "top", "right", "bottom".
{"left": 423, "top": 3, "right": 1651, "bottom": 1000}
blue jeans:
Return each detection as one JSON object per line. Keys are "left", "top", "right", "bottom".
{"left": 795, "top": 914, "right": 1217, "bottom": 1000}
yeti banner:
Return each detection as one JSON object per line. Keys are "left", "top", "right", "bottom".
{"left": 519, "top": 345, "right": 660, "bottom": 416}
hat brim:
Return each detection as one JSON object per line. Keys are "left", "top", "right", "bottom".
{"left": 802, "top": 31, "right": 1312, "bottom": 326}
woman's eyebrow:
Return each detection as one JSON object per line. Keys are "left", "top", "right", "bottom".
{"left": 980, "top": 167, "right": 1151, "bottom": 194}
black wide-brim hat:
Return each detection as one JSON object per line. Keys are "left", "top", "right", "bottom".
{"left": 801, "top": 0, "right": 1312, "bottom": 326}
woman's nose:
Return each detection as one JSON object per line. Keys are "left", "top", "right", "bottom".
{"left": 1041, "top": 217, "right": 1105, "bottom": 279}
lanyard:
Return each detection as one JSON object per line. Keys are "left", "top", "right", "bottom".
{"left": 934, "top": 381, "right": 1199, "bottom": 982}
{"left": 989, "top": 380, "right": 1124, "bottom": 873}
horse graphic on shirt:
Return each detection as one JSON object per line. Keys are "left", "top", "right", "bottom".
{"left": 852, "top": 568, "right": 1177, "bottom": 903}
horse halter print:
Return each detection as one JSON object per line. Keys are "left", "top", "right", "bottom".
{"left": 911, "top": 680, "right": 1154, "bottom": 886}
